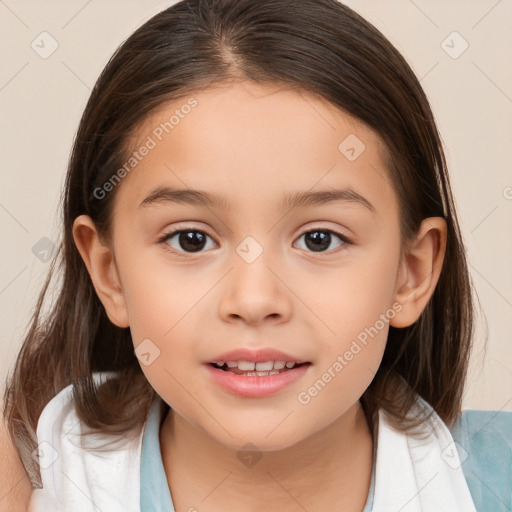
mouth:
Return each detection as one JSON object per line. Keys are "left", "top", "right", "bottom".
{"left": 204, "top": 360, "right": 312, "bottom": 398}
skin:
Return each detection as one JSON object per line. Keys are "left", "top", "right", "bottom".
{"left": 73, "top": 81, "right": 446, "bottom": 512}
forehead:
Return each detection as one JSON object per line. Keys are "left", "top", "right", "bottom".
{"left": 114, "top": 81, "right": 396, "bottom": 218}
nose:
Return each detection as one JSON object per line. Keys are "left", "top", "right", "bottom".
{"left": 217, "top": 250, "right": 293, "bottom": 327}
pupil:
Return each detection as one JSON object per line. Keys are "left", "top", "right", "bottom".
{"left": 305, "top": 231, "right": 330, "bottom": 252}
{"left": 180, "top": 231, "right": 206, "bottom": 252}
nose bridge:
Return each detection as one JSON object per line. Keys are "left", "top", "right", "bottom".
{"left": 228, "top": 201, "right": 279, "bottom": 269}
{"left": 235, "top": 234, "right": 267, "bottom": 267}
{"left": 218, "top": 232, "right": 292, "bottom": 324}
{"left": 232, "top": 232, "right": 279, "bottom": 294}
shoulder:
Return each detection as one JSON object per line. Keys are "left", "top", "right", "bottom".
{"left": 37, "top": 372, "right": 117, "bottom": 423}
{"left": 31, "top": 372, "right": 145, "bottom": 512}
{"left": 449, "top": 409, "right": 512, "bottom": 511}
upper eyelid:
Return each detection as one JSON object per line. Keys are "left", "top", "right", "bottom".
{"left": 161, "top": 224, "right": 217, "bottom": 242}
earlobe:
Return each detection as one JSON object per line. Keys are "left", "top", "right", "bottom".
{"left": 390, "top": 217, "right": 447, "bottom": 328}
{"left": 72, "top": 215, "right": 130, "bottom": 328}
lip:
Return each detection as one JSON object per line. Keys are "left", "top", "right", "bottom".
{"left": 205, "top": 347, "right": 310, "bottom": 364}
{"left": 203, "top": 362, "right": 311, "bottom": 398}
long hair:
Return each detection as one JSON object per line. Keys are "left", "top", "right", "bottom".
{"left": 3, "top": 0, "right": 475, "bottom": 486}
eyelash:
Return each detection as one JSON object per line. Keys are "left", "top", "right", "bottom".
{"left": 157, "top": 226, "right": 352, "bottom": 257}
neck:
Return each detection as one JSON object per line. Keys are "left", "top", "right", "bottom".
{"left": 160, "top": 401, "right": 374, "bottom": 512}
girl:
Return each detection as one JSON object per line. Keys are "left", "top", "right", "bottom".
{"left": 3, "top": 0, "right": 511, "bottom": 511}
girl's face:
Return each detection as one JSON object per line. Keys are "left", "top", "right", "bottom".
{"left": 88, "top": 81, "right": 415, "bottom": 450}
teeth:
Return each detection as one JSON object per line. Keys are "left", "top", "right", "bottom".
{"left": 255, "top": 361, "right": 273, "bottom": 371}
{"left": 243, "top": 370, "right": 280, "bottom": 376}
{"left": 238, "top": 361, "right": 255, "bottom": 371}
{"left": 215, "top": 360, "right": 299, "bottom": 370}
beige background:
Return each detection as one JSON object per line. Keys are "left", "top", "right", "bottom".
{"left": 1, "top": 0, "right": 511, "bottom": 411}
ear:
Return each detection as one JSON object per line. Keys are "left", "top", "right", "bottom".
{"left": 390, "top": 217, "right": 447, "bottom": 328}
{"left": 72, "top": 215, "right": 130, "bottom": 328}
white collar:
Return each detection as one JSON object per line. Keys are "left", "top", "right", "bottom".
{"left": 372, "top": 394, "right": 477, "bottom": 511}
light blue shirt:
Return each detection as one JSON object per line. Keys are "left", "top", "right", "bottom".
{"left": 140, "top": 400, "right": 512, "bottom": 511}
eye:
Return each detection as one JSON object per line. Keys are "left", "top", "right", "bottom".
{"left": 158, "top": 226, "right": 351, "bottom": 257}
{"left": 294, "top": 228, "right": 350, "bottom": 253}
{"left": 158, "top": 228, "right": 217, "bottom": 255}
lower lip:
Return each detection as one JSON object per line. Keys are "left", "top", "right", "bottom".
{"left": 203, "top": 363, "right": 311, "bottom": 398}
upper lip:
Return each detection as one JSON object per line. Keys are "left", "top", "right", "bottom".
{"left": 205, "top": 348, "right": 310, "bottom": 364}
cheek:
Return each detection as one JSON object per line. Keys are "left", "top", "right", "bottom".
{"left": 121, "top": 267, "right": 203, "bottom": 408}
{"left": 119, "top": 244, "right": 202, "bottom": 337}
{"left": 292, "top": 241, "right": 399, "bottom": 402}
{"left": 118, "top": 249, "right": 216, "bottom": 388}
{"left": 293, "top": 241, "right": 400, "bottom": 345}
{"left": 295, "top": 288, "right": 392, "bottom": 420}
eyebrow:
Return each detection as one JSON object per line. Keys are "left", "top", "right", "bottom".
{"left": 137, "top": 186, "right": 376, "bottom": 214}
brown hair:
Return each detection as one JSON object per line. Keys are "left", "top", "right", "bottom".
{"left": 3, "top": 0, "right": 475, "bottom": 486}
